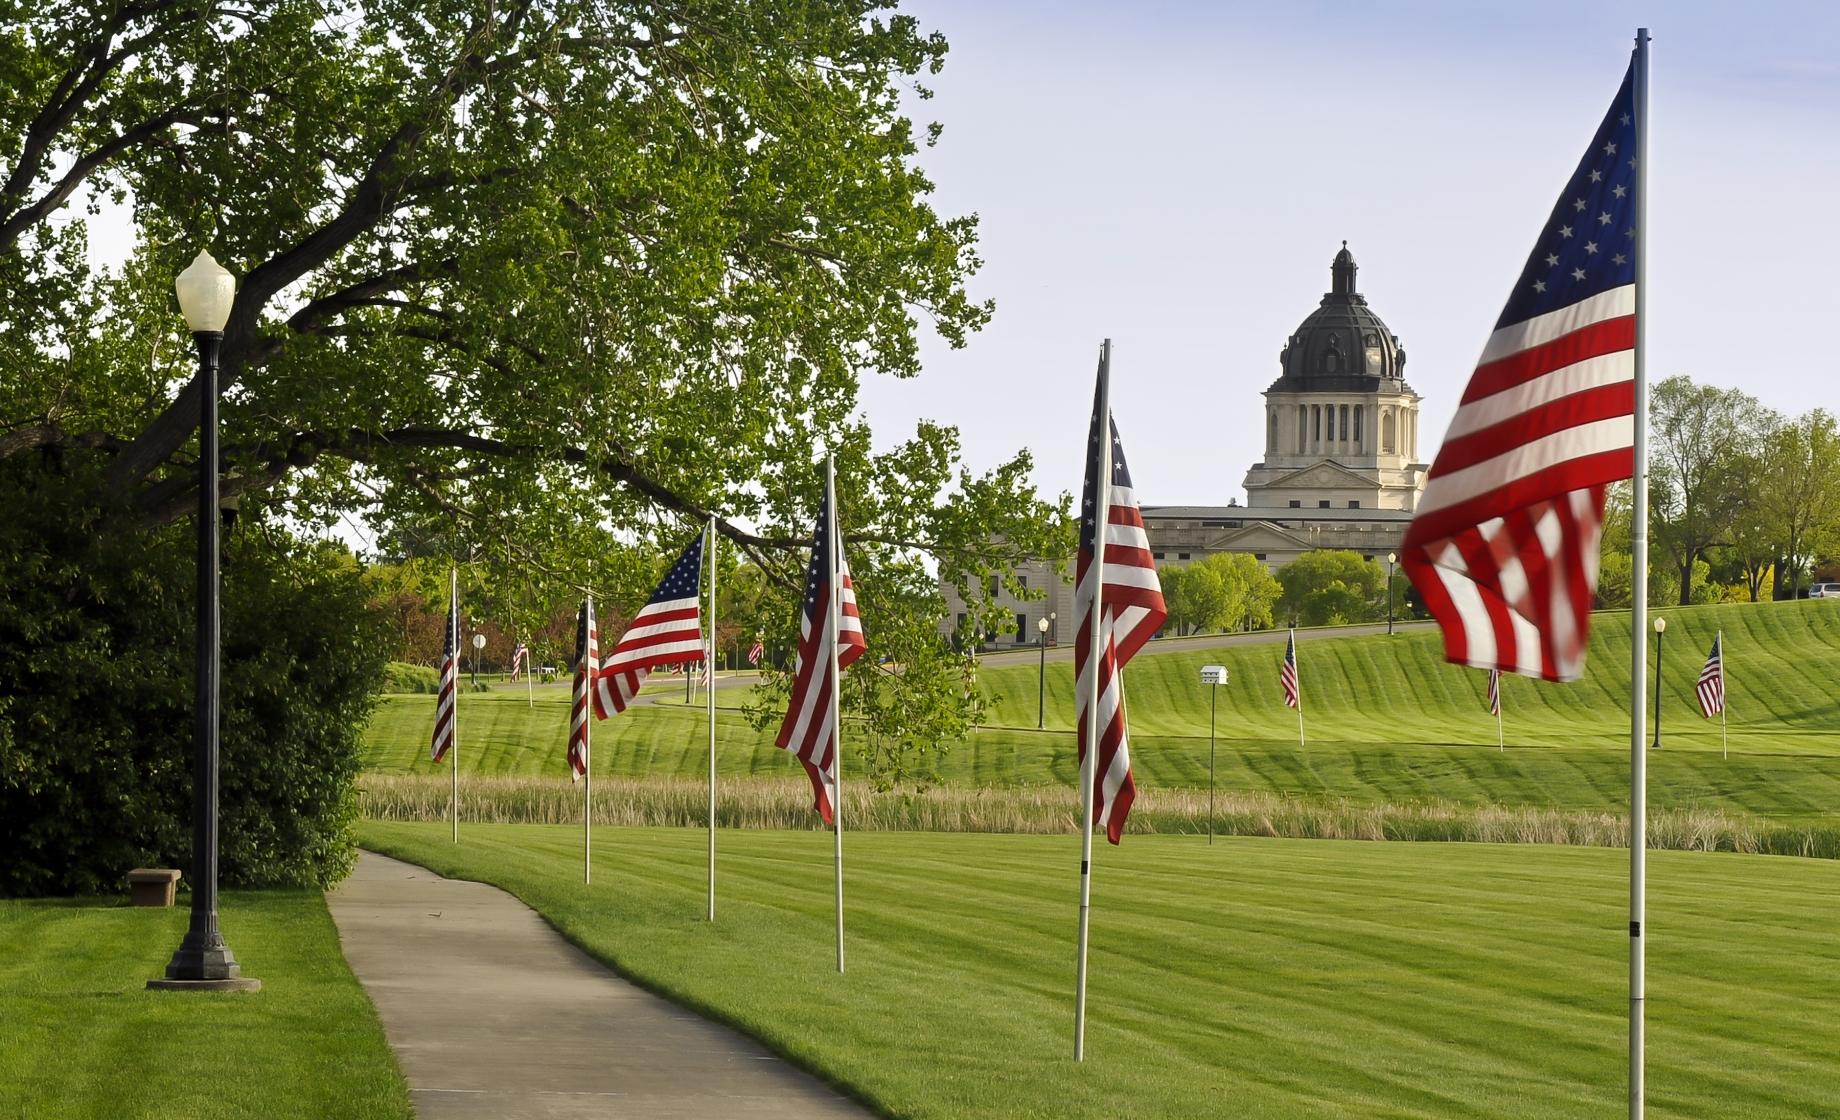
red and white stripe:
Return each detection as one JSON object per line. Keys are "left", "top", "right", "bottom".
{"left": 429, "top": 575, "right": 458, "bottom": 763}
{"left": 568, "top": 601, "right": 596, "bottom": 780}
{"left": 1487, "top": 668, "right": 1502, "bottom": 717}
{"left": 1696, "top": 634, "right": 1724, "bottom": 718}
{"left": 595, "top": 603, "right": 702, "bottom": 718}
{"left": 1280, "top": 632, "right": 1300, "bottom": 709}
{"left": 1074, "top": 424, "right": 1166, "bottom": 846}
{"left": 1403, "top": 286, "right": 1634, "bottom": 682}
{"left": 775, "top": 493, "right": 866, "bottom": 824}
{"left": 747, "top": 638, "right": 764, "bottom": 667}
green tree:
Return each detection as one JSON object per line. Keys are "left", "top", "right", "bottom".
{"left": 1164, "top": 552, "right": 1281, "bottom": 634}
{"left": 1757, "top": 409, "right": 1840, "bottom": 598}
{"left": 1, "top": 3, "right": 1062, "bottom": 785}
{"left": 1276, "top": 550, "right": 1386, "bottom": 627}
{"left": 1651, "top": 376, "right": 1762, "bottom": 604}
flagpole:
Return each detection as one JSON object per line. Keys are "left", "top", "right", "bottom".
{"left": 585, "top": 591, "right": 593, "bottom": 886}
{"left": 824, "top": 457, "right": 847, "bottom": 973}
{"left": 707, "top": 515, "right": 719, "bottom": 922}
{"left": 1075, "top": 338, "right": 1112, "bottom": 1062}
{"left": 1496, "top": 682, "right": 1504, "bottom": 753}
{"left": 1628, "top": 26, "right": 1652, "bottom": 1120}
{"left": 451, "top": 566, "right": 459, "bottom": 844}
{"left": 526, "top": 634, "right": 534, "bottom": 708}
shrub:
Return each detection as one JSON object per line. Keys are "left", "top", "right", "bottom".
{"left": 382, "top": 661, "right": 440, "bottom": 693}
{"left": 0, "top": 461, "right": 386, "bottom": 896}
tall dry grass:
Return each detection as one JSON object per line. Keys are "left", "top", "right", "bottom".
{"left": 358, "top": 774, "right": 1840, "bottom": 858}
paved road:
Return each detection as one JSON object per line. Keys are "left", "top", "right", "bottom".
{"left": 974, "top": 619, "right": 1434, "bottom": 668}
{"left": 328, "top": 851, "right": 869, "bottom": 1120}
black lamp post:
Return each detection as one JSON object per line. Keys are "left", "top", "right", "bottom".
{"left": 1386, "top": 552, "right": 1397, "bottom": 635}
{"left": 1651, "top": 616, "right": 1666, "bottom": 751}
{"left": 1035, "top": 614, "right": 1054, "bottom": 729}
{"left": 151, "top": 251, "right": 259, "bottom": 992}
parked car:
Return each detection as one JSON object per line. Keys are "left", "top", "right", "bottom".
{"left": 1810, "top": 584, "right": 1840, "bottom": 599}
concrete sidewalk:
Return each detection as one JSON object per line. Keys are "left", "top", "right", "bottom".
{"left": 328, "top": 851, "right": 870, "bottom": 1119}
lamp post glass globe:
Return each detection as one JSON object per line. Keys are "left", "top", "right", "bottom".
{"left": 174, "top": 250, "right": 236, "bottom": 333}
{"left": 1654, "top": 617, "right": 1667, "bottom": 633}
{"left": 1037, "top": 617, "right": 1049, "bottom": 634}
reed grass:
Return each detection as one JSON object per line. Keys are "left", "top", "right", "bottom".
{"left": 358, "top": 774, "right": 1840, "bottom": 858}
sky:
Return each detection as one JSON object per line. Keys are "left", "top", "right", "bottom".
{"left": 864, "top": 0, "right": 1840, "bottom": 507}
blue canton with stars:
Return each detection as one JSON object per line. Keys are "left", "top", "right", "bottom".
{"left": 650, "top": 532, "right": 705, "bottom": 605}
{"left": 1079, "top": 384, "right": 1136, "bottom": 557}
{"left": 1494, "top": 60, "right": 1637, "bottom": 329}
{"left": 800, "top": 492, "right": 836, "bottom": 622}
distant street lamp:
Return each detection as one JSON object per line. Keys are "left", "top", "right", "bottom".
{"left": 1651, "top": 617, "right": 1666, "bottom": 750}
{"left": 471, "top": 632, "right": 487, "bottom": 688}
{"left": 1036, "top": 614, "right": 1054, "bottom": 729}
{"left": 1199, "top": 665, "right": 1229, "bottom": 844}
{"left": 1386, "top": 552, "right": 1398, "bottom": 635}
{"left": 151, "top": 251, "right": 259, "bottom": 992}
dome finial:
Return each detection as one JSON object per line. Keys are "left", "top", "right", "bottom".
{"left": 1331, "top": 241, "right": 1358, "bottom": 296}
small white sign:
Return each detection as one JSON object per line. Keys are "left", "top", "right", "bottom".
{"left": 1200, "top": 665, "right": 1228, "bottom": 685}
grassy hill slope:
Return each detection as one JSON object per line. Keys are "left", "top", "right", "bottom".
{"left": 363, "top": 601, "right": 1840, "bottom": 821}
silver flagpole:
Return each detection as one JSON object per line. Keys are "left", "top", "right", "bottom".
{"left": 451, "top": 566, "right": 459, "bottom": 843}
{"left": 707, "top": 516, "right": 718, "bottom": 921}
{"left": 1497, "top": 679, "right": 1504, "bottom": 752}
{"left": 825, "top": 457, "right": 846, "bottom": 973}
{"left": 1628, "top": 25, "right": 1652, "bottom": 1120}
{"left": 585, "top": 591, "right": 593, "bottom": 886}
{"left": 1719, "top": 628, "right": 1728, "bottom": 760}
{"left": 1074, "top": 338, "right": 1112, "bottom": 1062}
{"left": 526, "top": 632, "right": 533, "bottom": 708}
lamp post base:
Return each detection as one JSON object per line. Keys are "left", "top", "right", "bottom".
{"left": 148, "top": 976, "right": 262, "bottom": 992}
{"left": 155, "top": 927, "right": 253, "bottom": 987}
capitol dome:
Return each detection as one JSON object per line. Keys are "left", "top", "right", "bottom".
{"left": 1270, "top": 243, "right": 1412, "bottom": 393}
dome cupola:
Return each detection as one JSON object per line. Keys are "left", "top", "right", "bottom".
{"left": 1271, "top": 242, "right": 1412, "bottom": 393}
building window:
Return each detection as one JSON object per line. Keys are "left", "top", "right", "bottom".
{"left": 1254, "top": 553, "right": 1267, "bottom": 561}
{"left": 1016, "top": 613, "right": 1028, "bottom": 642}
{"left": 1312, "top": 405, "right": 1321, "bottom": 442}
{"left": 1318, "top": 500, "right": 1331, "bottom": 508}
{"left": 1348, "top": 500, "right": 1360, "bottom": 508}
{"left": 1288, "top": 500, "right": 1302, "bottom": 508}
{"left": 1269, "top": 410, "right": 1278, "bottom": 451}
{"left": 1178, "top": 552, "right": 1191, "bottom": 560}
{"left": 1153, "top": 551, "right": 1165, "bottom": 560}
{"left": 986, "top": 575, "right": 1000, "bottom": 597}
{"left": 1382, "top": 410, "right": 1396, "bottom": 453}
{"left": 1354, "top": 405, "right": 1364, "bottom": 447}
{"left": 1017, "top": 575, "right": 1028, "bottom": 590}
{"left": 1339, "top": 405, "right": 1350, "bottom": 444}
{"left": 1298, "top": 407, "right": 1307, "bottom": 450}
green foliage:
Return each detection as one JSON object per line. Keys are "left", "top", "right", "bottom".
{"left": 0, "top": 463, "right": 385, "bottom": 896}
{"left": 1162, "top": 553, "right": 1281, "bottom": 634}
{"left": 381, "top": 661, "right": 440, "bottom": 694}
{"left": 0, "top": 1, "right": 1062, "bottom": 789}
{"left": 1275, "top": 549, "right": 1386, "bottom": 626}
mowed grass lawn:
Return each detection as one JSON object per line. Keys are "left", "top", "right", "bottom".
{"left": 0, "top": 890, "right": 409, "bottom": 1119}
{"left": 360, "top": 821, "right": 1840, "bottom": 1119}
{"left": 364, "top": 601, "right": 1840, "bottom": 823}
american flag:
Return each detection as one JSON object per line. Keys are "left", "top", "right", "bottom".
{"left": 747, "top": 638, "right": 764, "bottom": 667}
{"left": 429, "top": 571, "right": 458, "bottom": 763}
{"left": 1487, "top": 668, "right": 1502, "bottom": 717}
{"left": 774, "top": 476, "right": 866, "bottom": 823}
{"left": 509, "top": 640, "right": 528, "bottom": 681}
{"left": 594, "top": 533, "right": 705, "bottom": 718}
{"left": 1696, "top": 633, "right": 1724, "bottom": 718}
{"left": 1280, "top": 631, "right": 1300, "bottom": 710}
{"left": 1401, "top": 61, "right": 1637, "bottom": 683}
{"left": 1074, "top": 366, "right": 1166, "bottom": 846}
{"left": 697, "top": 660, "right": 711, "bottom": 689}
{"left": 568, "top": 598, "right": 596, "bottom": 780}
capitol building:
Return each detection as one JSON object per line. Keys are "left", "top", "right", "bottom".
{"left": 946, "top": 243, "right": 1429, "bottom": 648}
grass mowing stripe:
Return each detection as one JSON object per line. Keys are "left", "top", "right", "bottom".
{"left": 0, "top": 890, "right": 410, "bottom": 1119}
{"left": 362, "top": 601, "right": 1840, "bottom": 830}
{"left": 360, "top": 820, "right": 1840, "bottom": 1120}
